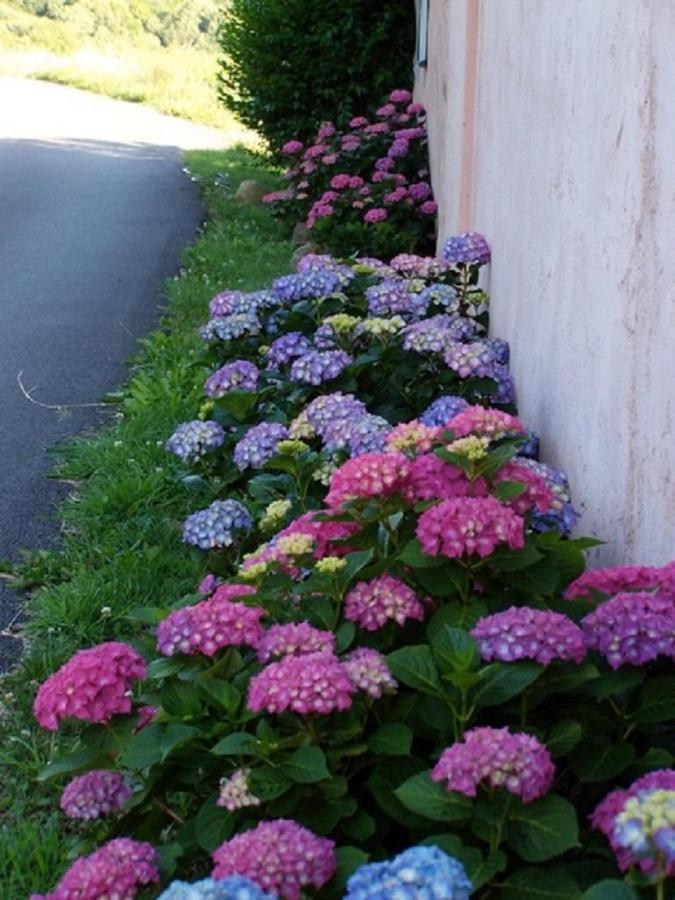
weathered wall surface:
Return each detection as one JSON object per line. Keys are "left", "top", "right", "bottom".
{"left": 415, "top": 0, "right": 675, "bottom": 564}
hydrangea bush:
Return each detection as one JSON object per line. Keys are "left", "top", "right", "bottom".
{"left": 31, "top": 234, "right": 675, "bottom": 900}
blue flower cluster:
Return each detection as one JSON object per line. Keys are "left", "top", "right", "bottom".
{"left": 345, "top": 413, "right": 391, "bottom": 456}
{"left": 420, "top": 394, "right": 470, "bottom": 427}
{"left": 489, "top": 364, "right": 516, "bottom": 404}
{"left": 233, "top": 422, "right": 289, "bottom": 470}
{"left": 182, "top": 500, "right": 253, "bottom": 550}
{"left": 200, "top": 312, "right": 261, "bottom": 343}
{"left": 402, "top": 315, "right": 476, "bottom": 354}
{"left": 366, "top": 280, "right": 424, "bottom": 318}
{"left": 266, "top": 332, "right": 313, "bottom": 368}
{"left": 345, "top": 845, "right": 473, "bottom": 900}
{"left": 442, "top": 231, "right": 491, "bottom": 266}
{"left": 305, "top": 392, "right": 367, "bottom": 448}
{"left": 272, "top": 268, "right": 343, "bottom": 302}
{"left": 416, "top": 282, "right": 460, "bottom": 314}
{"left": 158, "top": 876, "right": 275, "bottom": 900}
{"left": 517, "top": 457, "right": 580, "bottom": 535}
{"left": 296, "top": 253, "right": 355, "bottom": 287}
{"left": 209, "top": 289, "right": 279, "bottom": 318}
{"left": 204, "top": 360, "right": 260, "bottom": 398}
{"left": 165, "top": 420, "right": 225, "bottom": 463}
{"left": 289, "top": 350, "right": 352, "bottom": 385}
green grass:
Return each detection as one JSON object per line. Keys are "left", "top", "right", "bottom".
{"left": 0, "top": 147, "right": 292, "bottom": 898}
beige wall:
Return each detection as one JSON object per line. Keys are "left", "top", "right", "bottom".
{"left": 416, "top": 0, "right": 675, "bottom": 564}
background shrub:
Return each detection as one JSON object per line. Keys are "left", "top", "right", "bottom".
{"left": 217, "top": 0, "right": 416, "bottom": 155}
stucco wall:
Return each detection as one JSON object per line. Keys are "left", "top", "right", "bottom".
{"left": 415, "top": 0, "right": 675, "bottom": 564}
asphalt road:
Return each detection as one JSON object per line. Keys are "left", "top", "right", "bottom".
{"left": 0, "top": 78, "right": 227, "bottom": 669}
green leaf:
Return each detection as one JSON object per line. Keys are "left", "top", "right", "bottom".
{"left": 547, "top": 720, "right": 583, "bottom": 758}
{"left": 195, "top": 796, "right": 235, "bottom": 851}
{"left": 399, "top": 538, "right": 445, "bottom": 569}
{"left": 211, "top": 732, "right": 258, "bottom": 757}
{"left": 489, "top": 542, "right": 543, "bottom": 571}
{"left": 281, "top": 746, "right": 331, "bottom": 784}
{"left": 247, "top": 766, "right": 291, "bottom": 801}
{"left": 581, "top": 882, "right": 638, "bottom": 900}
{"left": 386, "top": 645, "right": 441, "bottom": 696}
{"left": 338, "top": 549, "right": 375, "bottom": 587}
{"left": 506, "top": 794, "right": 580, "bottom": 862}
{"left": 493, "top": 480, "right": 527, "bottom": 501}
{"left": 501, "top": 866, "right": 579, "bottom": 899}
{"left": 340, "top": 809, "right": 376, "bottom": 841}
{"left": 37, "top": 747, "right": 106, "bottom": 782}
{"left": 367, "top": 723, "right": 413, "bottom": 756}
{"left": 426, "top": 599, "right": 488, "bottom": 633}
{"left": 473, "top": 661, "right": 542, "bottom": 706}
{"left": 636, "top": 675, "right": 675, "bottom": 723}
{"left": 147, "top": 657, "right": 186, "bottom": 680}
{"left": 422, "top": 836, "right": 506, "bottom": 889}
{"left": 324, "top": 847, "right": 369, "bottom": 898}
{"left": 431, "top": 626, "right": 479, "bottom": 672}
{"left": 197, "top": 677, "right": 241, "bottom": 715}
{"left": 215, "top": 390, "right": 258, "bottom": 421}
{"left": 121, "top": 723, "right": 199, "bottom": 769}
{"left": 126, "top": 606, "right": 166, "bottom": 625}
{"left": 630, "top": 747, "right": 674, "bottom": 775}
{"left": 569, "top": 738, "right": 636, "bottom": 783}
{"left": 335, "top": 622, "right": 355, "bottom": 653}
{"left": 161, "top": 681, "right": 204, "bottom": 719}
{"left": 586, "top": 667, "right": 645, "bottom": 700}
{"left": 395, "top": 771, "right": 471, "bottom": 822}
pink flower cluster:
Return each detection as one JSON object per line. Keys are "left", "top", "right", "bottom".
{"left": 402, "top": 453, "right": 481, "bottom": 503}
{"left": 445, "top": 405, "right": 526, "bottom": 439}
{"left": 344, "top": 575, "right": 425, "bottom": 631}
{"left": 565, "top": 560, "right": 675, "bottom": 601}
{"left": 31, "top": 838, "right": 158, "bottom": 900}
{"left": 212, "top": 819, "right": 336, "bottom": 900}
{"left": 241, "top": 512, "right": 359, "bottom": 574}
{"left": 417, "top": 497, "right": 525, "bottom": 558}
{"left": 471, "top": 607, "right": 587, "bottom": 665}
{"left": 60, "top": 770, "right": 131, "bottom": 821}
{"left": 580, "top": 591, "right": 675, "bottom": 669}
{"left": 385, "top": 419, "right": 439, "bottom": 455}
{"left": 156, "top": 584, "right": 263, "bottom": 657}
{"left": 256, "top": 621, "right": 335, "bottom": 662}
{"left": 592, "top": 770, "right": 675, "bottom": 874}
{"left": 326, "top": 452, "right": 410, "bottom": 509}
{"left": 493, "top": 461, "right": 555, "bottom": 515}
{"left": 34, "top": 642, "right": 147, "bottom": 731}
{"left": 432, "top": 726, "right": 555, "bottom": 803}
{"left": 343, "top": 647, "right": 397, "bottom": 698}
{"left": 247, "top": 651, "right": 355, "bottom": 716}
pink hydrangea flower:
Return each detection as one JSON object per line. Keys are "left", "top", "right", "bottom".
{"left": 592, "top": 770, "right": 675, "bottom": 875}
{"left": 330, "top": 173, "right": 352, "bottom": 190}
{"left": 390, "top": 89, "right": 413, "bottom": 103}
{"left": 344, "top": 575, "right": 425, "bottom": 631}
{"left": 385, "top": 420, "right": 440, "bottom": 455}
{"left": 217, "top": 768, "right": 260, "bottom": 811}
{"left": 402, "top": 454, "right": 483, "bottom": 503}
{"left": 282, "top": 140, "right": 303, "bottom": 155}
{"left": 247, "top": 652, "right": 355, "bottom": 715}
{"left": 304, "top": 144, "right": 328, "bottom": 159}
{"left": 493, "top": 461, "right": 555, "bottom": 514}
{"left": 471, "top": 607, "right": 587, "bottom": 665}
{"left": 417, "top": 497, "right": 525, "bottom": 558}
{"left": 365, "top": 122, "right": 390, "bottom": 135}
{"left": 322, "top": 153, "right": 338, "bottom": 165}
{"left": 564, "top": 564, "right": 662, "bottom": 600}
{"left": 326, "top": 452, "right": 410, "bottom": 509}
{"left": 343, "top": 647, "right": 397, "bottom": 698}
{"left": 581, "top": 591, "right": 675, "bottom": 669}
{"left": 34, "top": 642, "right": 147, "bottom": 731}
{"left": 419, "top": 200, "right": 438, "bottom": 215}
{"left": 256, "top": 622, "right": 335, "bottom": 663}
{"left": 31, "top": 838, "right": 159, "bottom": 900}
{"left": 349, "top": 116, "right": 368, "bottom": 129}
{"left": 156, "top": 584, "right": 262, "bottom": 657}
{"left": 198, "top": 573, "right": 221, "bottom": 596}
{"left": 134, "top": 705, "right": 157, "bottom": 732}
{"left": 445, "top": 405, "right": 526, "bottom": 438}
{"left": 364, "top": 208, "right": 388, "bottom": 223}
{"left": 60, "top": 770, "right": 131, "bottom": 821}
{"left": 376, "top": 103, "right": 396, "bottom": 117}
{"left": 317, "top": 122, "right": 336, "bottom": 139}
{"left": 277, "top": 511, "right": 359, "bottom": 559}
{"left": 432, "top": 726, "right": 555, "bottom": 803}
{"left": 212, "top": 819, "right": 336, "bottom": 900}
{"left": 407, "top": 102, "right": 425, "bottom": 114}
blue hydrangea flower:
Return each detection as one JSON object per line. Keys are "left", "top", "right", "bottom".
{"left": 416, "top": 283, "right": 460, "bottom": 314}
{"left": 297, "top": 253, "right": 356, "bottom": 287}
{"left": 272, "top": 269, "right": 342, "bottom": 302}
{"left": 487, "top": 337, "right": 510, "bottom": 366}
{"left": 200, "top": 312, "right": 261, "bottom": 343}
{"left": 346, "top": 414, "right": 392, "bottom": 456}
{"left": 516, "top": 457, "right": 580, "bottom": 535}
{"left": 266, "top": 332, "right": 313, "bottom": 368}
{"left": 183, "top": 500, "right": 253, "bottom": 550}
{"left": 209, "top": 290, "right": 279, "bottom": 319}
{"left": 366, "top": 280, "right": 424, "bottom": 318}
{"left": 402, "top": 315, "right": 476, "bottom": 354}
{"left": 304, "top": 393, "right": 367, "bottom": 447}
{"left": 290, "top": 350, "right": 352, "bottom": 385}
{"left": 519, "top": 429, "right": 540, "bottom": 459}
{"left": 442, "top": 232, "right": 491, "bottom": 265}
{"left": 204, "top": 361, "right": 259, "bottom": 398}
{"left": 487, "top": 363, "right": 516, "bottom": 404}
{"left": 233, "top": 422, "right": 289, "bottom": 470}
{"left": 420, "top": 395, "right": 470, "bottom": 427}
{"left": 165, "top": 420, "right": 225, "bottom": 463}
{"left": 157, "top": 876, "right": 275, "bottom": 900}
{"left": 345, "top": 845, "right": 473, "bottom": 899}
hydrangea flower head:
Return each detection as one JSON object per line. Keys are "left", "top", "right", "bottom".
{"left": 442, "top": 232, "right": 491, "bottom": 265}
{"left": 565, "top": 564, "right": 663, "bottom": 601}
{"left": 234, "top": 422, "right": 289, "bottom": 470}
{"left": 304, "top": 392, "right": 367, "bottom": 445}
{"left": 445, "top": 405, "right": 526, "bottom": 438}
{"left": 166, "top": 420, "right": 225, "bottom": 462}
{"left": 212, "top": 819, "right": 335, "bottom": 900}
{"left": 403, "top": 454, "right": 480, "bottom": 503}
{"left": 345, "top": 845, "right": 472, "bottom": 900}
{"left": 417, "top": 496, "right": 524, "bottom": 558}
{"left": 272, "top": 269, "right": 342, "bottom": 302}
{"left": 345, "top": 575, "right": 425, "bottom": 631}
{"left": 581, "top": 591, "right": 675, "bottom": 669}
{"left": 201, "top": 312, "right": 261, "bottom": 343}
{"left": 31, "top": 838, "right": 158, "bottom": 900}
{"left": 183, "top": 500, "right": 253, "bottom": 549}
{"left": 365, "top": 280, "right": 420, "bottom": 318}
{"left": 205, "top": 361, "right": 259, "bottom": 398}
{"left": 420, "top": 395, "right": 470, "bottom": 427}
{"left": 444, "top": 339, "right": 498, "bottom": 379}
{"left": 432, "top": 726, "right": 554, "bottom": 803}
{"left": 217, "top": 769, "right": 260, "bottom": 812}
{"left": 158, "top": 876, "right": 275, "bottom": 900}
{"left": 403, "top": 315, "right": 475, "bottom": 355}
{"left": 156, "top": 586, "right": 262, "bottom": 657}
{"left": 60, "top": 770, "right": 131, "bottom": 820}
{"left": 472, "top": 607, "right": 586, "bottom": 665}
{"left": 493, "top": 461, "right": 555, "bottom": 515}
{"left": 247, "top": 651, "right": 354, "bottom": 716}
{"left": 346, "top": 414, "right": 391, "bottom": 456}
{"left": 614, "top": 789, "right": 675, "bottom": 864}
{"left": 385, "top": 420, "right": 440, "bottom": 455}
{"left": 326, "top": 452, "right": 410, "bottom": 508}
{"left": 290, "top": 350, "right": 352, "bottom": 385}
{"left": 34, "top": 642, "right": 146, "bottom": 731}
{"left": 343, "top": 648, "right": 397, "bottom": 698}
{"left": 208, "top": 290, "right": 246, "bottom": 318}
{"left": 516, "top": 457, "right": 580, "bottom": 534}
{"left": 266, "top": 332, "right": 313, "bottom": 368}
{"left": 256, "top": 622, "right": 335, "bottom": 662}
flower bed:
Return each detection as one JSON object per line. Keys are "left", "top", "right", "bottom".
{"left": 30, "top": 233, "right": 675, "bottom": 899}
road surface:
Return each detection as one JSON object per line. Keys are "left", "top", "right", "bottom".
{"left": 0, "top": 77, "right": 228, "bottom": 669}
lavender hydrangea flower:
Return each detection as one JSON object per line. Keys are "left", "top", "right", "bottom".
{"left": 346, "top": 414, "right": 392, "bottom": 456}
{"left": 296, "top": 253, "right": 355, "bottom": 287}
{"left": 581, "top": 592, "right": 675, "bottom": 668}
{"left": 209, "top": 290, "right": 245, "bottom": 318}
{"left": 158, "top": 876, "right": 275, "bottom": 900}
{"left": 166, "top": 420, "right": 225, "bottom": 462}
{"left": 204, "top": 361, "right": 259, "bottom": 398}
{"left": 200, "top": 312, "right": 261, "bottom": 343}
{"left": 488, "top": 363, "right": 517, "bottom": 404}
{"left": 444, "top": 340, "right": 498, "bottom": 378}
{"left": 416, "top": 282, "right": 460, "bottom": 313}
{"left": 183, "top": 500, "right": 253, "bottom": 550}
{"left": 443, "top": 232, "right": 491, "bottom": 265}
{"left": 345, "top": 846, "right": 472, "bottom": 900}
{"left": 472, "top": 607, "right": 587, "bottom": 665}
{"left": 290, "top": 350, "right": 352, "bottom": 385}
{"left": 305, "top": 392, "right": 367, "bottom": 439}
{"left": 272, "top": 269, "right": 343, "bottom": 302}
{"left": 60, "top": 770, "right": 131, "bottom": 821}
{"left": 266, "top": 332, "right": 313, "bottom": 368}
{"left": 403, "top": 315, "right": 477, "bottom": 354}
{"left": 234, "top": 422, "right": 289, "bottom": 470}
{"left": 366, "top": 280, "right": 425, "bottom": 318}
{"left": 420, "top": 395, "right": 470, "bottom": 427}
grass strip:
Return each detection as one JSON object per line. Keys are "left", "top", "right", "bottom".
{"left": 0, "top": 146, "right": 292, "bottom": 898}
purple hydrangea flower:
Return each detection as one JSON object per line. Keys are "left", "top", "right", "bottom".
{"left": 266, "top": 332, "right": 313, "bottom": 368}
{"left": 516, "top": 457, "right": 580, "bottom": 534}
{"left": 304, "top": 393, "right": 368, "bottom": 449}
{"left": 272, "top": 269, "right": 343, "bottom": 302}
{"left": 443, "top": 232, "right": 491, "bottom": 265}
{"left": 471, "top": 607, "right": 587, "bottom": 665}
{"left": 519, "top": 430, "right": 540, "bottom": 459}
{"left": 165, "top": 420, "right": 225, "bottom": 463}
{"left": 182, "top": 500, "right": 253, "bottom": 550}
{"left": 366, "top": 280, "right": 424, "bottom": 318}
{"left": 346, "top": 414, "right": 392, "bottom": 456}
{"left": 204, "top": 360, "right": 259, "bottom": 398}
{"left": 420, "top": 395, "right": 470, "bottom": 427}
{"left": 290, "top": 350, "right": 352, "bottom": 385}
{"left": 488, "top": 337, "right": 510, "bottom": 366}
{"left": 488, "top": 363, "right": 517, "bottom": 404}
{"left": 60, "top": 770, "right": 131, "bottom": 821}
{"left": 296, "top": 254, "right": 355, "bottom": 286}
{"left": 233, "top": 422, "right": 289, "bottom": 470}
{"left": 444, "top": 340, "right": 498, "bottom": 378}
{"left": 403, "top": 315, "right": 477, "bottom": 355}
{"left": 581, "top": 592, "right": 675, "bottom": 668}
{"left": 200, "top": 312, "right": 261, "bottom": 343}
{"left": 209, "top": 290, "right": 245, "bottom": 318}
